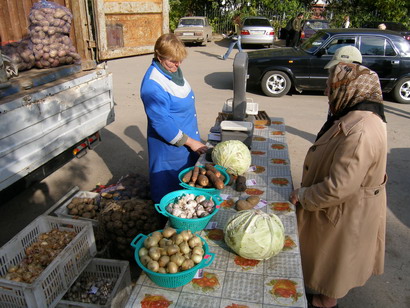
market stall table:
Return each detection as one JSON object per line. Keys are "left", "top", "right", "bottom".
{"left": 126, "top": 117, "right": 308, "bottom": 308}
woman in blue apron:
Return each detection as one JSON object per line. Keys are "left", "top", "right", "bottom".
{"left": 140, "top": 34, "right": 207, "bottom": 203}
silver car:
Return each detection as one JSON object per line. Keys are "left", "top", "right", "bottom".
{"left": 174, "top": 16, "right": 213, "bottom": 46}
{"left": 240, "top": 17, "right": 274, "bottom": 46}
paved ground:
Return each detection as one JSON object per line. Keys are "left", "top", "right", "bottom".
{"left": 1, "top": 37, "right": 409, "bottom": 308}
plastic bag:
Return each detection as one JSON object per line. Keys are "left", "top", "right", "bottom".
{"left": 28, "top": 0, "right": 81, "bottom": 69}
{"left": 0, "top": 38, "right": 35, "bottom": 72}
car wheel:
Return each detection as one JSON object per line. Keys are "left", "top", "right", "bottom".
{"left": 202, "top": 38, "right": 207, "bottom": 46}
{"left": 393, "top": 78, "right": 410, "bottom": 104}
{"left": 261, "top": 71, "right": 291, "bottom": 97}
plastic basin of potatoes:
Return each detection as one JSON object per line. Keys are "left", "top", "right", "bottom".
{"left": 155, "top": 189, "right": 222, "bottom": 232}
{"left": 130, "top": 230, "right": 215, "bottom": 288}
{"left": 178, "top": 165, "right": 230, "bottom": 195}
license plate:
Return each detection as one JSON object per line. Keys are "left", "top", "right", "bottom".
{"left": 251, "top": 30, "right": 265, "bottom": 35}
{"left": 183, "top": 32, "right": 193, "bottom": 36}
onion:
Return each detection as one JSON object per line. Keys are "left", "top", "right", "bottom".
{"left": 147, "top": 260, "right": 159, "bottom": 272}
{"left": 191, "top": 254, "right": 203, "bottom": 264}
{"left": 167, "top": 262, "right": 178, "bottom": 274}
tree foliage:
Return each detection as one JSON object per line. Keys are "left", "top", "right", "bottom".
{"left": 169, "top": 0, "right": 410, "bottom": 32}
{"left": 326, "top": 0, "right": 409, "bottom": 28}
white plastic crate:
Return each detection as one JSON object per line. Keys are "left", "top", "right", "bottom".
{"left": 0, "top": 215, "right": 97, "bottom": 308}
{"left": 54, "top": 191, "right": 100, "bottom": 227}
{"left": 57, "top": 258, "right": 132, "bottom": 308}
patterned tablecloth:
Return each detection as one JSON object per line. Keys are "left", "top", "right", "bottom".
{"left": 126, "top": 117, "right": 308, "bottom": 308}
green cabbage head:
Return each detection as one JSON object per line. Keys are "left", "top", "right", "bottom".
{"left": 211, "top": 140, "right": 251, "bottom": 176}
{"left": 224, "top": 210, "right": 285, "bottom": 260}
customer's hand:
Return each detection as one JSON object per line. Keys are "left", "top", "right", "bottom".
{"left": 289, "top": 189, "right": 300, "bottom": 205}
{"left": 185, "top": 137, "right": 208, "bottom": 155}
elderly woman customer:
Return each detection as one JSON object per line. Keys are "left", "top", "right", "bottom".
{"left": 140, "top": 33, "right": 207, "bottom": 203}
{"left": 289, "top": 46, "right": 387, "bottom": 308}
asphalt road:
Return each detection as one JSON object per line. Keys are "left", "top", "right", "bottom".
{"left": 1, "top": 37, "right": 409, "bottom": 308}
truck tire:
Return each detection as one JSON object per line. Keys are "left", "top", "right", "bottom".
{"left": 261, "top": 71, "right": 291, "bottom": 97}
{"left": 392, "top": 77, "right": 410, "bottom": 104}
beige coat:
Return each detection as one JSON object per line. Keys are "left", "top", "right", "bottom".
{"left": 297, "top": 110, "right": 387, "bottom": 298}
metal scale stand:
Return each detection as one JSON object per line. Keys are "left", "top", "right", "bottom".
{"left": 219, "top": 52, "right": 257, "bottom": 148}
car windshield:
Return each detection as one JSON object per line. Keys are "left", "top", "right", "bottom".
{"left": 243, "top": 18, "right": 271, "bottom": 27}
{"left": 179, "top": 19, "right": 204, "bottom": 27}
{"left": 300, "top": 31, "right": 330, "bottom": 53}
{"left": 305, "top": 21, "right": 329, "bottom": 30}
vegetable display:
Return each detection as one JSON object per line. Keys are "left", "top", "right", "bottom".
{"left": 3, "top": 229, "right": 77, "bottom": 283}
{"left": 181, "top": 164, "right": 226, "bottom": 189}
{"left": 100, "top": 199, "right": 165, "bottom": 259}
{"left": 224, "top": 210, "right": 285, "bottom": 260}
{"left": 166, "top": 193, "right": 216, "bottom": 218}
{"left": 67, "top": 196, "right": 99, "bottom": 219}
{"left": 211, "top": 140, "right": 251, "bottom": 176}
{"left": 138, "top": 228, "right": 205, "bottom": 273}
{"left": 62, "top": 276, "right": 116, "bottom": 305}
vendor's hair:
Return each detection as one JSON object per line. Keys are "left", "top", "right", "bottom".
{"left": 154, "top": 33, "right": 187, "bottom": 62}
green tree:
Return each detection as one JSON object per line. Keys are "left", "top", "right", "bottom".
{"left": 327, "top": 0, "right": 409, "bottom": 27}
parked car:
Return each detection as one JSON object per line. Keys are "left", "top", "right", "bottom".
{"left": 240, "top": 16, "right": 274, "bottom": 47}
{"left": 174, "top": 16, "right": 213, "bottom": 45}
{"left": 301, "top": 19, "right": 330, "bottom": 40}
{"left": 246, "top": 28, "right": 410, "bottom": 104}
{"left": 362, "top": 21, "right": 410, "bottom": 41}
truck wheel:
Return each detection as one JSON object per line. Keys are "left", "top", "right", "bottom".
{"left": 393, "top": 78, "right": 410, "bottom": 104}
{"left": 202, "top": 38, "right": 207, "bottom": 46}
{"left": 261, "top": 71, "right": 291, "bottom": 97}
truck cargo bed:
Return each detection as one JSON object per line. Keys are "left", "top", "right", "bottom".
{"left": 0, "top": 67, "right": 115, "bottom": 191}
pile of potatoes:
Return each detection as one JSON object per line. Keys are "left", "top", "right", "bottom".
{"left": 67, "top": 197, "right": 99, "bottom": 219}
{"left": 138, "top": 227, "right": 205, "bottom": 274}
{"left": 0, "top": 38, "right": 35, "bottom": 72}
{"left": 28, "top": 2, "right": 80, "bottom": 69}
{"left": 99, "top": 199, "right": 165, "bottom": 260}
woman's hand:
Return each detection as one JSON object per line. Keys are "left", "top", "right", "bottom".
{"left": 185, "top": 137, "right": 208, "bottom": 155}
{"left": 289, "top": 189, "right": 300, "bottom": 205}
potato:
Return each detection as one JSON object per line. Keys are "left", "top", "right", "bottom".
{"left": 81, "top": 212, "right": 92, "bottom": 218}
{"left": 235, "top": 175, "right": 247, "bottom": 192}
{"left": 246, "top": 196, "right": 260, "bottom": 206}
{"left": 236, "top": 200, "right": 254, "bottom": 211}
{"left": 69, "top": 208, "right": 79, "bottom": 215}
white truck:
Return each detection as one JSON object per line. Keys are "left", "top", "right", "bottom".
{"left": 0, "top": 0, "right": 170, "bottom": 193}
{"left": 0, "top": 62, "right": 115, "bottom": 192}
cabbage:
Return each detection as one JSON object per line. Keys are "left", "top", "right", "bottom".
{"left": 211, "top": 140, "right": 251, "bottom": 176}
{"left": 224, "top": 210, "right": 285, "bottom": 260}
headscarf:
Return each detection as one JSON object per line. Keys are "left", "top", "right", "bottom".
{"left": 316, "top": 62, "right": 386, "bottom": 140}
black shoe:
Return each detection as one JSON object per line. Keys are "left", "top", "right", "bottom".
{"left": 306, "top": 293, "right": 339, "bottom": 308}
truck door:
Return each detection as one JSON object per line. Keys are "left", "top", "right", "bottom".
{"left": 93, "top": 0, "right": 169, "bottom": 60}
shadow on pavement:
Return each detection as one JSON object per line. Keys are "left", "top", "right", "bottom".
{"left": 204, "top": 72, "right": 233, "bottom": 90}
{"left": 386, "top": 148, "right": 410, "bottom": 228}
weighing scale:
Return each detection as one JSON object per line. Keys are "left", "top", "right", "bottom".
{"left": 218, "top": 52, "right": 257, "bottom": 148}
